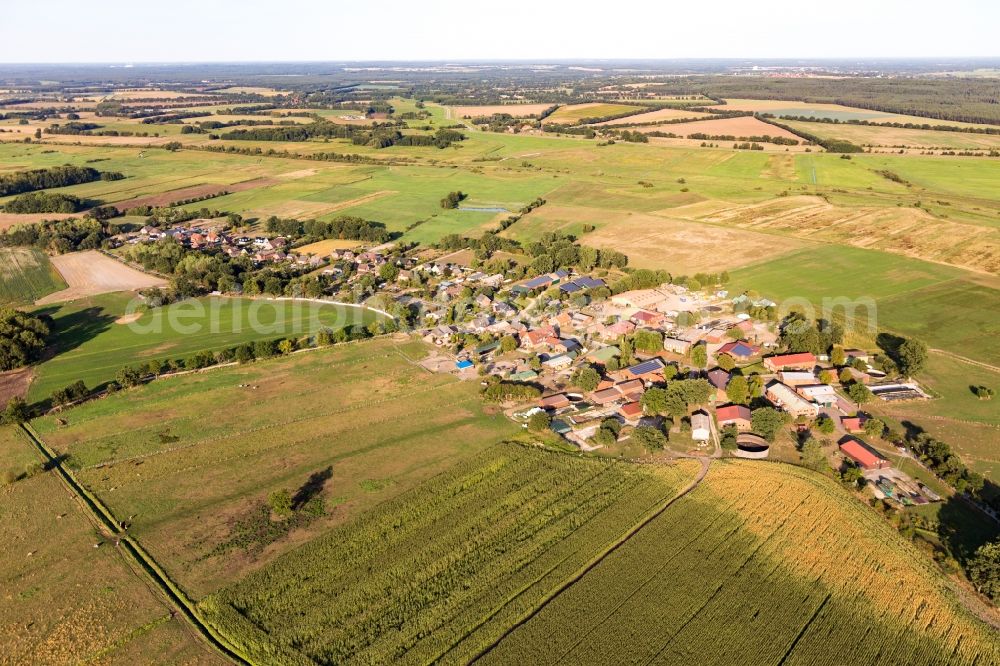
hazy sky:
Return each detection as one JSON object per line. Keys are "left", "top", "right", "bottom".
{"left": 1, "top": 0, "right": 998, "bottom": 62}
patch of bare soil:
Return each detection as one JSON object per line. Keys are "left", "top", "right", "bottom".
{"left": 35, "top": 251, "right": 166, "bottom": 305}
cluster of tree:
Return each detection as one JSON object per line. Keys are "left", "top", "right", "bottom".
{"left": 589, "top": 417, "right": 622, "bottom": 447}
{"left": 907, "top": 432, "right": 990, "bottom": 504}
{"left": 496, "top": 197, "right": 546, "bottom": 231}
{"left": 356, "top": 127, "right": 465, "bottom": 149}
{"left": 0, "top": 165, "right": 123, "bottom": 197}
{"left": 44, "top": 121, "right": 103, "bottom": 135}
{"left": 604, "top": 130, "right": 648, "bottom": 143}
{"left": 648, "top": 130, "right": 798, "bottom": 146}
{"left": 525, "top": 232, "right": 627, "bottom": 274}
{"left": 640, "top": 379, "right": 713, "bottom": 419}
{"left": 50, "top": 380, "right": 89, "bottom": 407}
{"left": 481, "top": 378, "right": 542, "bottom": 403}
{"left": 3, "top": 192, "right": 91, "bottom": 214}
{"left": 0, "top": 308, "right": 50, "bottom": 371}
{"left": 0, "top": 216, "right": 106, "bottom": 253}
{"left": 876, "top": 333, "right": 928, "bottom": 377}
{"left": 440, "top": 191, "right": 468, "bottom": 209}
{"left": 779, "top": 314, "right": 844, "bottom": 356}
{"left": 541, "top": 124, "right": 596, "bottom": 138}
{"left": 751, "top": 407, "right": 792, "bottom": 442}
{"left": 264, "top": 215, "right": 391, "bottom": 243}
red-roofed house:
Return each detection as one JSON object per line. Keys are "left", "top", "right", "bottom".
{"left": 764, "top": 352, "right": 817, "bottom": 372}
{"left": 630, "top": 310, "right": 664, "bottom": 327}
{"left": 840, "top": 439, "right": 889, "bottom": 471}
{"left": 619, "top": 401, "right": 643, "bottom": 423}
{"left": 717, "top": 341, "right": 761, "bottom": 360}
{"left": 521, "top": 326, "right": 557, "bottom": 348}
{"left": 539, "top": 394, "right": 571, "bottom": 410}
{"left": 716, "top": 405, "right": 752, "bottom": 430}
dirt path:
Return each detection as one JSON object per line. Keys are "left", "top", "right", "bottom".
{"left": 929, "top": 348, "right": 1000, "bottom": 373}
{"left": 470, "top": 457, "right": 710, "bottom": 663}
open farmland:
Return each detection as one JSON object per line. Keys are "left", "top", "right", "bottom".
{"left": 591, "top": 107, "right": 711, "bottom": 126}
{"left": 713, "top": 98, "right": 998, "bottom": 128}
{"left": 782, "top": 119, "right": 1000, "bottom": 151}
{"left": 27, "top": 293, "right": 386, "bottom": 400}
{"left": 111, "top": 176, "right": 280, "bottom": 211}
{"left": 635, "top": 115, "right": 803, "bottom": 142}
{"left": 34, "top": 250, "right": 167, "bottom": 305}
{"left": 449, "top": 103, "right": 554, "bottom": 118}
{"left": 30, "top": 337, "right": 521, "bottom": 598}
{"left": 544, "top": 103, "right": 645, "bottom": 125}
{"left": 481, "top": 461, "right": 999, "bottom": 666}
{"left": 200, "top": 447, "right": 700, "bottom": 664}
{"left": 0, "top": 426, "right": 224, "bottom": 665}
{"left": 0, "top": 247, "right": 66, "bottom": 305}
{"left": 729, "top": 246, "right": 1000, "bottom": 364}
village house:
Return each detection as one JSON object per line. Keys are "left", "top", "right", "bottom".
{"left": 622, "top": 358, "right": 666, "bottom": 382}
{"left": 619, "top": 401, "right": 643, "bottom": 424}
{"left": 539, "top": 393, "right": 571, "bottom": 410}
{"left": 841, "top": 415, "right": 866, "bottom": 433}
{"left": 763, "top": 352, "right": 817, "bottom": 372}
{"left": 765, "top": 381, "right": 820, "bottom": 418}
{"left": 716, "top": 404, "right": 752, "bottom": 431}
{"left": 630, "top": 310, "right": 665, "bottom": 328}
{"left": 521, "top": 326, "right": 558, "bottom": 349}
{"left": 706, "top": 368, "right": 730, "bottom": 401}
{"left": 795, "top": 383, "right": 837, "bottom": 406}
{"left": 717, "top": 340, "right": 761, "bottom": 362}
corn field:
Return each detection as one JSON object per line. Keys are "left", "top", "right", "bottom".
{"left": 480, "top": 461, "right": 999, "bottom": 666}
{"left": 199, "top": 446, "right": 699, "bottom": 665}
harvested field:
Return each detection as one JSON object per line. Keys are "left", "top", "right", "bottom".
{"left": 512, "top": 204, "right": 807, "bottom": 273}
{"left": 0, "top": 211, "right": 78, "bottom": 230}
{"left": 675, "top": 195, "right": 1000, "bottom": 274}
{"left": 543, "top": 103, "right": 645, "bottom": 125}
{"left": 635, "top": 115, "right": 803, "bottom": 141}
{"left": 112, "top": 177, "right": 278, "bottom": 211}
{"left": 714, "top": 99, "right": 996, "bottom": 129}
{"left": 35, "top": 250, "right": 166, "bottom": 304}
{"left": 449, "top": 103, "right": 554, "bottom": 118}
{"left": 782, "top": 119, "right": 1000, "bottom": 151}
{"left": 295, "top": 238, "right": 363, "bottom": 255}
{"left": 591, "top": 107, "right": 711, "bottom": 126}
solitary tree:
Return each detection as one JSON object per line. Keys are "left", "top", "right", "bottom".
{"left": 690, "top": 344, "right": 707, "bottom": 369}
{"left": 898, "top": 338, "right": 928, "bottom": 377}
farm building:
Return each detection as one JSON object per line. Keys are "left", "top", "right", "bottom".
{"left": 795, "top": 384, "right": 837, "bottom": 406}
{"left": 778, "top": 371, "right": 816, "bottom": 387}
{"left": 765, "top": 381, "right": 820, "bottom": 418}
{"left": 630, "top": 310, "right": 665, "bottom": 327}
{"left": 619, "top": 401, "right": 643, "bottom": 423}
{"left": 539, "top": 393, "right": 571, "bottom": 409}
{"left": 841, "top": 416, "right": 866, "bottom": 433}
{"left": 592, "top": 387, "right": 625, "bottom": 405}
{"left": 663, "top": 337, "right": 693, "bottom": 355}
{"left": 716, "top": 405, "right": 752, "bottom": 430}
{"left": 839, "top": 438, "right": 890, "bottom": 471}
{"left": 763, "top": 352, "right": 817, "bottom": 372}
{"left": 691, "top": 411, "right": 711, "bottom": 442}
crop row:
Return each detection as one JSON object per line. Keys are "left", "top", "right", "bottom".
{"left": 200, "top": 447, "right": 697, "bottom": 664}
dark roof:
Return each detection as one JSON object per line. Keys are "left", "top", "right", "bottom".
{"left": 707, "top": 369, "right": 730, "bottom": 389}
{"left": 575, "top": 276, "right": 605, "bottom": 289}
{"left": 559, "top": 282, "right": 583, "bottom": 294}
{"left": 626, "top": 358, "right": 665, "bottom": 376}
{"left": 524, "top": 275, "right": 553, "bottom": 289}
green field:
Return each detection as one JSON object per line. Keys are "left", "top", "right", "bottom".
{"left": 30, "top": 337, "right": 519, "bottom": 596}
{"left": 0, "top": 247, "right": 66, "bottom": 306}
{"left": 481, "top": 461, "right": 999, "bottom": 666}
{"left": 201, "top": 446, "right": 699, "bottom": 664}
{"left": 27, "top": 293, "right": 386, "bottom": 401}
{"left": 729, "top": 246, "right": 1000, "bottom": 365}
{"left": 0, "top": 426, "right": 222, "bottom": 664}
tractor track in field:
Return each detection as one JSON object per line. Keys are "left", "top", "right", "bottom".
{"left": 471, "top": 457, "right": 711, "bottom": 663}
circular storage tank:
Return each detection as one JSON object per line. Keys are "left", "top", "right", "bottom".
{"left": 734, "top": 433, "right": 770, "bottom": 459}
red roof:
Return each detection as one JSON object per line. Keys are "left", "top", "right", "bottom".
{"left": 840, "top": 440, "right": 886, "bottom": 469}
{"left": 842, "top": 416, "right": 863, "bottom": 432}
{"left": 765, "top": 352, "right": 816, "bottom": 367}
{"left": 619, "top": 401, "right": 643, "bottom": 418}
{"left": 716, "top": 405, "right": 751, "bottom": 423}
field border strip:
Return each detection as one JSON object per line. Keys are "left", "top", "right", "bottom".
{"left": 18, "top": 423, "right": 253, "bottom": 666}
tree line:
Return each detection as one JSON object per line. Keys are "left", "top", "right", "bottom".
{"left": 0, "top": 165, "right": 123, "bottom": 197}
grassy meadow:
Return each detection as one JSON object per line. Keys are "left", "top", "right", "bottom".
{"left": 27, "top": 293, "right": 385, "bottom": 401}
{"left": 0, "top": 426, "right": 223, "bottom": 664}
{"left": 30, "top": 337, "right": 519, "bottom": 597}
